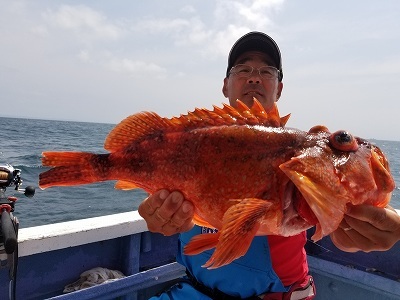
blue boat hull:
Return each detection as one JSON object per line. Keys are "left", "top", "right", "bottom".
{"left": 1, "top": 211, "right": 399, "bottom": 299}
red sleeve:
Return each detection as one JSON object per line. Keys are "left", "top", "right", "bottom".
{"left": 268, "top": 232, "right": 309, "bottom": 286}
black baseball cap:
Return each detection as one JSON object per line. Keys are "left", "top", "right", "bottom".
{"left": 226, "top": 31, "right": 283, "bottom": 81}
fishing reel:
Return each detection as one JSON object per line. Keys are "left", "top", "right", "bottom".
{"left": 0, "top": 164, "right": 35, "bottom": 300}
{"left": 0, "top": 164, "right": 35, "bottom": 255}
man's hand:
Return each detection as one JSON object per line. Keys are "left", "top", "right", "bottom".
{"left": 330, "top": 204, "right": 400, "bottom": 252}
{"left": 138, "top": 189, "right": 195, "bottom": 236}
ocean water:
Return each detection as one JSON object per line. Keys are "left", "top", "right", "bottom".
{"left": 0, "top": 117, "right": 399, "bottom": 229}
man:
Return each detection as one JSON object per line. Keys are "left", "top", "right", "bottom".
{"left": 139, "top": 32, "right": 400, "bottom": 299}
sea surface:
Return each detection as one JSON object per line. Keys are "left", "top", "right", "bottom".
{"left": 0, "top": 117, "right": 399, "bottom": 229}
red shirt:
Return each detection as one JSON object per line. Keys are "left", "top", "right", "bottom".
{"left": 268, "top": 232, "right": 309, "bottom": 286}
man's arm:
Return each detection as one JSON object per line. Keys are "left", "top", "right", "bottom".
{"left": 330, "top": 204, "right": 400, "bottom": 252}
{"left": 138, "top": 189, "right": 194, "bottom": 236}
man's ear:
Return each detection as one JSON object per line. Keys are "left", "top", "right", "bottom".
{"left": 222, "top": 77, "right": 229, "bottom": 97}
{"left": 276, "top": 81, "right": 283, "bottom": 101}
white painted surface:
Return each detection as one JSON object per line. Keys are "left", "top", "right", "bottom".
{"left": 17, "top": 209, "right": 400, "bottom": 258}
{"left": 17, "top": 211, "right": 148, "bottom": 257}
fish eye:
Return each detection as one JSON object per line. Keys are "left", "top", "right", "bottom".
{"left": 329, "top": 130, "right": 359, "bottom": 152}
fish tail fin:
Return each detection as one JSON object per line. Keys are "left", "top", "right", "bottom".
{"left": 39, "top": 151, "right": 111, "bottom": 189}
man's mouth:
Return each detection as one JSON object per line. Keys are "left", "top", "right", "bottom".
{"left": 244, "top": 91, "right": 263, "bottom": 96}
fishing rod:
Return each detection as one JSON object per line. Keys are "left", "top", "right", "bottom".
{"left": 0, "top": 164, "right": 35, "bottom": 300}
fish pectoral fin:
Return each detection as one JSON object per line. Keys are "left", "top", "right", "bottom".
{"left": 204, "top": 198, "right": 273, "bottom": 269}
{"left": 184, "top": 232, "right": 220, "bottom": 255}
{"left": 370, "top": 150, "right": 395, "bottom": 195}
{"left": 114, "top": 180, "right": 139, "bottom": 190}
{"left": 193, "top": 213, "right": 215, "bottom": 229}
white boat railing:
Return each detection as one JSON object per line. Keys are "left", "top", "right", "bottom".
{"left": 18, "top": 211, "right": 148, "bottom": 257}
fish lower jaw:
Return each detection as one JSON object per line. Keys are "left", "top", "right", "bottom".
{"left": 280, "top": 206, "right": 314, "bottom": 237}
{"left": 255, "top": 181, "right": 315, "bottom": 237}
{"left": 258, "top": 215, "right": 312, "bottom": 237}
{"left": 277, "top": 181, "right": 317, "bottom": 236}
{"left": 285, "top": 180, "right": 319, "bottom": 226}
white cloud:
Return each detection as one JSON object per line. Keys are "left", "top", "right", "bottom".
{"left": 177, "top": 0, "right": 284, "bottom": 58}
{"left": 232, "top": 0, "right": 283, "bottom": 27}
{"left": 43, "top": 4, "right": 123, "bottom": 41}
{"left": 77, "top": 50, "right": 91, "bottom": 63}
{"left": 76, "top": 50, "right": 167, "bottom": 78}
{"left": 4, "top": 0, "right": 27, "bottom": 14}
{"left": 180, "top": 5, "right": 196, "bottom": 14}
{"left": 105, "top": 57, "right": 167, "bottom": 78}
{"left": 131, "top": 17, "right": 190, "bottom": 34}
{"left": 30, "top": 25, "right": 48, "bottom": 37}
{"left": 173, "top": 17, "right": 212, "bottom": 46}
{"left": 127, "top": 0, "right": 284, "bottom": 57}
{"left": 214, "top": 0, "right": 284, "bottom": 28}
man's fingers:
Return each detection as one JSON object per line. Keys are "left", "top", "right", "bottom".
{"left": 331, "top": 210, "right": 400, "bottom": 252}
{"left": 155, "top": 191, "right": 184, "bottom": 223}
{"left": 330, "top": 229, "right": 359, "bottom": 252}
{"left": 139, "top": 190, "right": 165, "bottom": 218}
{"left": 345, "top": 214, "right": 398, "bottom": 251}
{"left": 346, "top": 205, "right": 400, "bottom": 232}
{"left": 170, "top": 201, "right": 194, "bottom": 226}
{"left": 160, "top": 200, "right": 195, "bottom": 235}
{"left": 161, "top": 219, "right": 195, "bottom": 236}
{"left": 138, "top": 190, "right": 195, "bottom": 236}
{"left": 332, "top": 220, "right": 376, "bottom": 253}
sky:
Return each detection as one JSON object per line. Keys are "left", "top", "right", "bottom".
{"left": 1, "top": 0, "right": 400, "bottom": 141}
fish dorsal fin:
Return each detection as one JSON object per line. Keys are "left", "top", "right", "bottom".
{"left": 105, "top": 112, "right": 171, "bottom": 151}
{"left": 104, "top": 98, "right": 290, "bottom": 152}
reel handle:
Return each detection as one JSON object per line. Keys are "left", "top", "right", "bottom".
{"left": 23, "top": 185, "right": 35, "bottom": 198}
{"left": 1, "top": 207, "right": 17, "bottom": 254}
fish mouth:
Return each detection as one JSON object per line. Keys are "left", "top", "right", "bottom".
{"left": 284, "top": 181, "right": 318, "bottom": 226}
{"left": 281, "top": 168, "right": 348, "bottom": 240}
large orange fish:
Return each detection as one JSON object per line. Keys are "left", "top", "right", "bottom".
{"left": 39, "top": 99, "right": 395, "bottom": 269}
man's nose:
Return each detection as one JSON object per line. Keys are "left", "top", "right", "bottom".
{"left": 246, "top": 70, "right": 262, "bottom": 84}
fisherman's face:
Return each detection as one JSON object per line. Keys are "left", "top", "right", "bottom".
{"left": 222, "top": 51, "right": 283, "bottom": 110}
